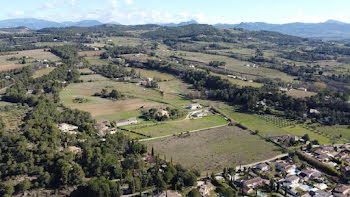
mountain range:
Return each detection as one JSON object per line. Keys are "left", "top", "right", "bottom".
{"left": 0, "top": 18, "right": 106, "bottom": 30}
{"left": 1, "top": 18, "right": 350, "bottom": 41}
{"left": 215, "top": 20, "right": 350, "bottom": 41}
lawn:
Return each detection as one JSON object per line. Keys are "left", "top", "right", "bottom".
{"left": 142, "top": 126, "right": 281, "bottom": 174}
{"left": 127, "top": 114, "right": 228, "bottom": 138}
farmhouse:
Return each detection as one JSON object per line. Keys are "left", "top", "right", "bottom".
{"left": 95, "top": 121, "right": 110, "bottom": 133}
{"left": 297, "top": 87, "right": 308, "bottom": 92}
{"left": 115, "top": 117, "right": 138, "bottom": 127}
{"left": 187, "top": 103, "right": 202, "bottom": 110}
{"left": 197, "top": 181, "right": 213, "bottom": 197}
{"left": 57, "top": 123, "right": 78, "bottom": 134}
{"left": 157, "top": 109, "right": 170, "bottom": 118}
{"left": 269, "top": 135, "right": 299, "bottom": 144}
{"left": 192, "top": 110, "right": 209, "bottom": 118}
{"left": 310, "top": 109, "right": 320, "bottom": 114}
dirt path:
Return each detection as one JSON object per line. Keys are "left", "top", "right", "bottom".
{"left": 139, "top": 124, "right": 229, "bottom": 142}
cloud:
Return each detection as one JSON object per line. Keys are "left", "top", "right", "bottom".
{"left": 8, "top": 10, "right": 25, "bottom": 18}
{"left": 42, "top": 0, "right": 57, "bottom": 9}
{"left": 126, "top": 0, "right": 133, "bottom": 5}
{"left": 71, "top": 0, "right": 77, "bottom": 6}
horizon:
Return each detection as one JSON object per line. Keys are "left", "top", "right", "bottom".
{"left": 1, "top": 0, "right": 350, "bottom": 25}
{"left": 0, "top": 17, "right": 349, "bottom": 26}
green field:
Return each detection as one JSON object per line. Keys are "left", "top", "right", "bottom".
{"left": 315, "top": 125, "right": 350, "bottom": 142}
{"left": 142, "top": 126, "right": 281, "bottom": 174}
{"left": 219, "top": 108, "right": 331, "bottom": 144}
{"left": 85, "top": 56, "right": 109, "bottom": 65}
{"left": 125, "top": 114, "right": 228, "bottom": 138}
{"left": 60, "top": 72, "right": 195, "bottom": 126}
{"left": 127, "top": 67, "right": 175, "bottom": 81}
{"left": 211, "top": 73, "right": 263, "bottom": 88}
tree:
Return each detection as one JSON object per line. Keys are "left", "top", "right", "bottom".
{"left": 109, "top": 89, "right": 122, "bottom": 99}
{"left": 15, "top": 179, "right": 31, "bottom": 194}
{"left": 21, "top": 58, "right": 26, "bottom": 64}
{"left": 0, "top": 183, "right": 14, "bottom": 197}
{"left": 85, "top": 177, "right": 120, "bottom": 197}
{"left": 70, "top": 163, "right": 85, "bottom": 185}
{"left": 188, "top": 189, "right": 201, "bottom": 197}
{"left": 302, "top": 134, "right": 310, "bottom": 141}
{"left": 101, "top": 89, "right": 108, "bottom": 98}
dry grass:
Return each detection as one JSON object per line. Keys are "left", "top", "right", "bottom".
{"left": 33, "top": 67, "right": 55, "bottom": 78}
{"left": 0, "top": 64, "right": 26, "bottom": 71}
{"left": 286, "top": 89, "right": 317, "bottom": 99}
{"left": 72, "top": 98, "right": 163, "bottom": 117}
{"left": 0, "top": 49, "right": 60, "bottom": 71}
{"left": 143, "top": 126, "right": 281, "bottom": 174}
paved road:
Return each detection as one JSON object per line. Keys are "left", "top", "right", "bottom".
{"left": 139, "top": 124, "right": 229, "bottom": 142}
{"left": 235, "top": 153, "right": 289, "bottom": 171}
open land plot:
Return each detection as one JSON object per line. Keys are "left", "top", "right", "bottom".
{"left": 104, "top": 37, "right": 145, "bottom": 46}
{"left": 0, "top": 105, "right": 31, "bottom": 131}
{"left": 0, "top": 49, "right": 60, "bottom": 71}
{"left": 60, "top": 79, "right": 165, "bottom": 106}
{"left": 33, "top": 67, "right": 55, "bottom": 78}
{"left": 158, "top": 79, "right": 194, "bottom": 95}
{"left": 126, "top": 68, "right": 175, "bottom": 81}
{"left": 286, "top": 89, "right": 317, "bottom": 99}
{"left": 0, "top": 49, "right": 60, "bottom": 63}
{"left": 34, "top": 42, "right": 68, "bottom": 47}
{"left": 219, "top": 108, "right": 331, "bottom": 144}
{"left": 77, "top": 68, "right": 95, "bottom": 74}
{"left": 316, "top": 125, "right": 350, "bottom": 143}
{"left": 211, "top": 73, "right": 263, "bottom": 88}
{"left": 60, "top": 74, "right": 193, "bottom": 123}
{"left": 0, "top": 64, "right": 26, "bottom": 71}
{"left": 85, "top": 56, "right": 109, "bottom": 65}
{"left": 127, "top": 114, "right": 228, "bottom": 138}
{"left": 78, "top": 50, "right": 105, "bottom": 57}
{"left": 79, "top": 74, "right": 109, "bottom": 82}
{"left": 142, "top": 126, "right": 281, "bottom": 174}
{"left": 176, "top": 51, "right": 295, "bottom": 81}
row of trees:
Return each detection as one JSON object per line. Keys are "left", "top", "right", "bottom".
{"left": 94, "top": 89, "right": 123, "bottom": 100}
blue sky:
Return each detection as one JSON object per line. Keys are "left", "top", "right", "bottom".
{"left": 2, "top": 0, "right": 350, "bottom": 24}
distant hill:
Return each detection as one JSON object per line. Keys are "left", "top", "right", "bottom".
{"left": 215, "top": 20, "right": 350, "bottom": 40}
{"left": 0, "top": 18, "right": 107, "bottom": 29}
{"left": 160, "top": 20, "right": 198, "bottom": 27}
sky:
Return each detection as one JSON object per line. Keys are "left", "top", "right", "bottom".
{"left": 2, "top": 0, "right": 350, "bottom": 25}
